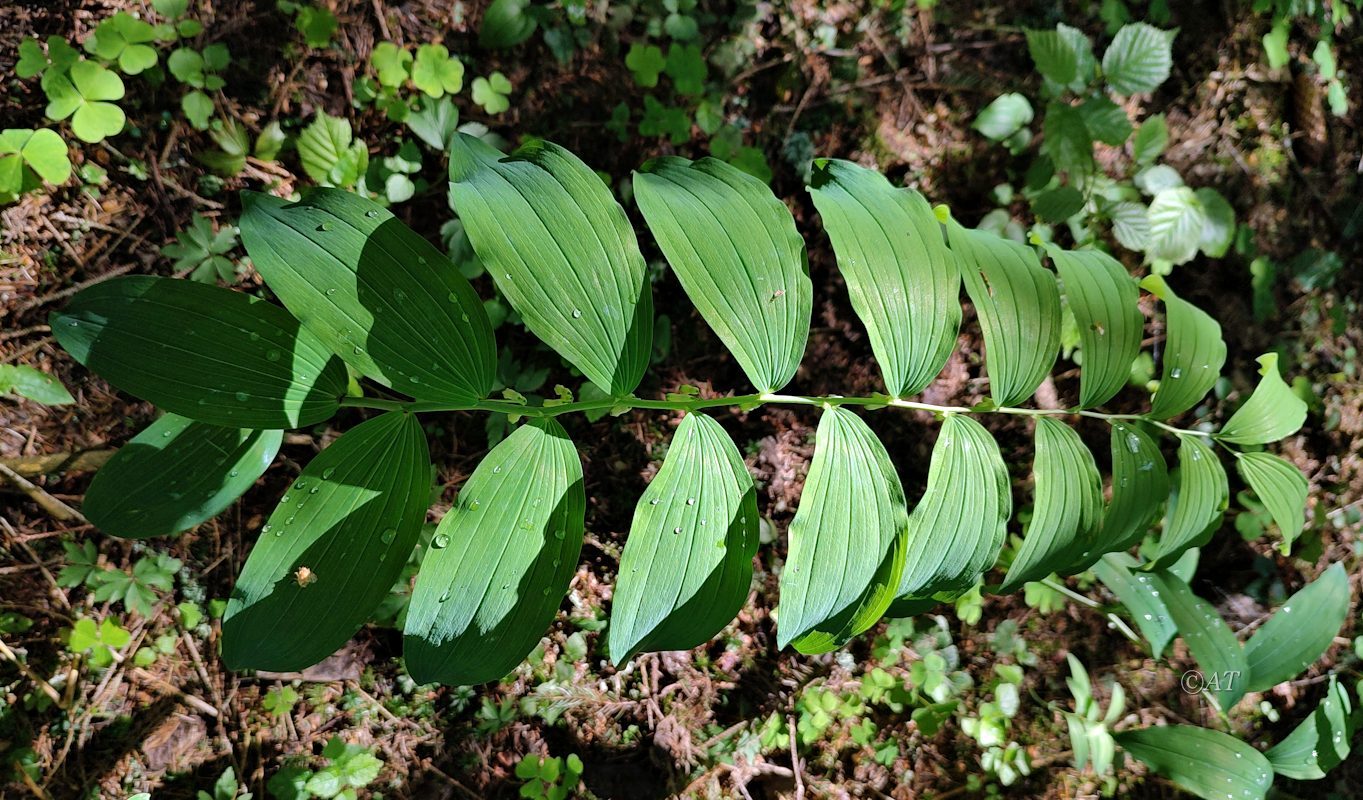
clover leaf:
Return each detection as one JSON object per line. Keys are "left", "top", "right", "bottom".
{"left": 0, "top": 128, "right": 72, "bottom": 201}
{"left": 472, "top": 72, "right": 512, "bottom": 114}
{"left": 410, "top": 44, "right": 464, "bottom": 97}
{"left": 85, "top": 12, "right": 159, "bottom": 75}
{"left": 370, "top": 42, "right": 412, "bottom": 88}
{"left": 665, "top": 43, "right": 706, "bottom": 95}
{"left": 44, "top": 60, "right": 126, "bottom": 143}
{"left": 625, "top": 43, "right": 665, "bottom": 87}
{"left": 18, "top": 36, "right": 79, "bottom": 81}
{"left": 167, "top": 44, "right": 229, "bottom": 90}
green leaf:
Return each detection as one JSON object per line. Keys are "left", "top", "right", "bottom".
{"left": 625, "top": 43, "right": 666, "bottom": 87}
{"left": 1026, "top": 25, "right": 1094, "bottom": 92}
{"left": 1146, "top": 186, "right": 1206, "bottom": 264}
{"left": 665, "top": 43, "right": 707, "bottom": 95}
{"left": 223, "top": 412, "right": 430, "bottom": 671}
{"left": 84, "top": 414, "right": 281, "bottom": 539}
{"left": 1266, "top": 675, "right": 1353, "bottom": 780}
{"left": 180, "top": 90, "right": 213, "bottom": 130}
{"left": 0, "top": 364, "right": 74, "bottom": 405}
{"left": 974, "top": 93, "right": 1034, "bottom": 141}
{"left": 295, "top": 6, "right": 337, "bottom": 48}
{"left": 470, "top": 72, "right": 512, "bottom": 114}
{"left": 1097, "top": 422, "right": 1169, "bottom": 554}
{"left": 779, "top": 406, "right": 907, "bottom": 653}
{"left": 1243, "top": 563, "right": 1348, "bottom": 692}
{"left": 44, "top": 60, "right": 126, "bottom": 143}
{"left": 1115, "top": 725, "right": 1272, "bottom": 800}
{"left": 450, "top": 134, "right": 652, "bottom": 396}
{"left": 1195, "top": 188, "right": 1235, "bottom": 258}
{"left": 51, "top": 276, "right": 347, "bottom": 429}
{"left": 1001, "top": 417, "right": 1102, "bottom": 592}
{"left": 296, "top": 113, "right": 367, "bottom": 187}
{"left": 1103, "top": 23, "right": 1176, "bottom": 95}
{"left": 1109, "top": 200, "right": 1150, "bottom": 250}
{"left": 0, "top": 128, "right": 72, "bottom": 186}
{"left": 1262, "top": 22, "right": 1289, "bottom": 70}
{"left": 1218, "top": 353, "right": 1307, "bottom": 445}
{"left": 1236, "top": 452, "right": 1308, "bottom": 549}
{"left": 479, "top": 0, "right": 538, "bottom": 48}
{"left": 635, "top": 156, "right": 812, "bottom": 394}
{"left": 410, "top": 44, "right": 464, "bottom": 97}
{"left": 896, "top": 415, "right": 1010, "bottom": 599}
{"left": 947, "top": 218, "right": 1062, "bottom": 407}
{"left": 239, "top": 189, "right": 496, "bottom": 404}
{"left": 608, "top": 413, "right": 758, "bottom": 663}
{"left": 1150, "top": 435, "right": 1227, "bottom": 569}
{"left": 1042, "top": 102, "right": 1094, "bottom": 181}
{"left": 1032, "top": 186, "right": 1085, "bottom": 223}
{"left": 1078, "top": 96, "right": 1133, "bottom": 145}
{"left": 370, "top": 42, "right": 412, "bottom": 88}
{"left": 1043, "top": 244, "right": 1143, "bottom": 408}
{"left": 405, "top": 95, "right": 459, "bottom": 152}
{"left": 404, "top": 419, "right": 583, "bottom": 684}
{"left": 1092, "top": 553, "right": 1178, "bottom": 658}
{"left": 1131, "top": 114, "right": 1168, "bottom": 164}
{"left": 807, "top": 159, "right": 961, "bottom": 397}
{"left": 1149, "top": 570, "right": 1248, "bottom": 709}
{"left": 1142, "top": 275, "right": 1226, "bottom": 419}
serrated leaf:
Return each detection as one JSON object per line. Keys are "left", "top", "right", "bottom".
{"left": 1115, "top": 725, "right": 1272, "bottom": 800}
{"left": 779, "top": 406, "right": 906, "bottom": 653}
{"left": 896, "top": 415, "right": 1010, "bottom": 599}
{"left": 1001, "top": 417, "right": 1103, "bottom": 592}
{"left": 1218, "top": 353, "right": 1307, "bottom": 445}
{"left": 1142, "top": 275, "right": 1227, "bottom": 419}
{"left": 807, "top": 159, "right": 961, "bottom": 398}
{"left": 84, "top": 414, "right": 281, "bottom": 539}
{"left": 1195, "top": 187, "right": 1235, "bottom": 258}
{"left": 450, "top": 134, "right": 652, "bottom": 396}
{"left": 1045, "top": 245, "right": 1144, "bottom": 408}
{"left": 1131, "top": 114, "right": 1168, "bottom": 164}
{"left": 1102, "top": 23, "right": 1176, "bottom": 95}
{"left": 1109, "top": 200, "right": 1150, "bottom": 250}
{"left": 1042, "top": 102, "right": 1094, "bottom": 182}
{"left": 1147, "top": 186, "right": 1206, "bottom": 264}
{"left": 947, "top": 219, "right": 1062, "bottom": 407}
{"left": 1266, "top": 675, "right": 1353, "bottom": 779}
{"left": 1032, "top": 186, "right": 1085, "bottom": 222}
{"left": 223, "top": 412, "right": 430, "bottom": 671}
{"left": 1150, "top": 435, "right": 1228, "bottom": 569}
{"left": 51, "top": 276, "right": 347, "bottom": 429}
{"left": 635, "top": 156, "right": 811, "bottom": 394}
{"left": 1079, "top": 96, "right": 1133, "bottom": 145}
{"left": 1027, "top": 24, "right": 1094, "bottom": 92}
{"left": 1236, "top": 452, "right": 1308, "bottom": 550}
{"left": 1097, "top": 422, "right": 1169, "bottom": 554}
{"left": 1243, "top": 563, "right": 1348, "bottom": 692}
{"left": 1149, "top": 570, "right": 1248, "bottom": 709}
{"left": 404, "top": 418, "right": 583, "bottom": 684}
{"left": 608, "top": 413, "right": 757, "bottom": 662}
{"left": 1092, "top": 552, "right": 1178, "bottom": 658}
{"left": 240, "top": 189, "right": 496, "bottom": 404}
{"left": 296, "top": 113, "right": 367, "bottom": 187}
{"left": 974, "top": 93, "right": 1034, "bottom": 141}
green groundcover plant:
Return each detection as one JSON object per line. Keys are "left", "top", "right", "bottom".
{"left": 52, "top": 135, "right": 1345, "bottom": 797}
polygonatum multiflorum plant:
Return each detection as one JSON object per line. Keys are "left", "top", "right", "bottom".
{"left": 53, "top": 135, "right": 1314, "bottom": 689}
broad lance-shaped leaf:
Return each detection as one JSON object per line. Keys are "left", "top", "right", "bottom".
{"left": 946, "top": 218, "right": 1061, "bottom": 407}
{"left": 84, "top": 414, "right": 281, "bottom": 539}
{"left": 1149, "top": 570, "right": 1248, "bottom": 710}
{"left": 1266, "top": 675, "right": 1354, "bottom": 780}
{"left": 1000, "top": 417, "right": 1101, "bottom": 592}
{"left": 1092, "top": 552, "right": 1185, "bottom": 659}
{"left": 450, "top": 134, "right": 652, "bottom": 396}
{"left": 1243, "top": 563, "right": 1348, "bottom": 693}
{"left": 1150, "top": 435, "right": 1227, "bottom": 570}
{"left": 1115, "top": 725, "right": 1273, "bottom": 800}
{"left": 608, "top": 413, "right": 758, "bottom": 663}
{"left": 1142, "top": 275, "right": 1227, "bottom": 419}
{"left": 405, "top": 418, "right": 584, "bottom": 685}
{"left": 1217, "top": 353, "right": 1307, "bottom": 445}
{"left": 779, "top": 406, "right": 907, "bottom": 653}
{"left": 51, "top": 275, "right": 347, "bottom": 429}
{"left": 1094, "top": 421, "right": 1169, "bottom": 556}
{"left": 239, "top": 189, "right": 496, "bottom": 403}
{"left": 1236, "top": 452, "right": 1308, "bottom": 551}
{"left": 1042, "top": 244, "right": 1143, "bottom": 408}
{"left": 896, "top": 415, "right": 1009, "bottom": 599}
{"left": 806, "top": 159, "right": 961, "bottom": 398}
{"left": 634, "top": 156, "right": 812, "bottom": 394}
{"left": 223, "top": 412, "right": 430, "bottom": 671}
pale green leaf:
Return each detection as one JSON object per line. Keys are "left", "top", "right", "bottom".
{"left": 1195, "top": 187, "right": 1235, "bottom": 258}
{"left": 608, "top": 413, "right": 758, "bottom": 663}
{"left": 1142, "top": 275, "right": 1227, "bottom": 419}
{"left": 239, "top": 189, "right": 496, "bottom": 404}
{"left": 450, "top": 134, "right": 652, "bottom": 396}
{"left": 807, "top": 159, "right": 961, "bottom": 397}
{"left": 1109, "top": 200, "right": 1150, "bottom": 250}
{"left": 1150, "top": 435, "right": 1228, "bottom": 569}
{"left": 1146, "top": 186, "right": 1206, "bottom": 264}
{"left": 223, "top": 412, "right": 430, "bottom": 671}
{"left": 296, "top": 113, "right": 367, "bottom": 187}
{"left": 779, "top": 406, "right": 906, "bottom": 653}
{"left": 1266, "top": 675, "right": 1353, "bottom": 779}
{"left": 1026, "top": 25, "right": 1094, "bottom": 92}
{"left": 1243, "top": 563, "right": 1347, "bottom": 692}
{"left": 1092, "top": 552, "right": 1177, "bottom": 658}
{"left": 0, "top": 363, "right": 74, "bottom": 405}
{"left": 974, "top": 93, "right": 1034, "bottom": 141}
{"left": 947, "top": 218, "right": 1062, "bottom": 407}
{"left": 1044, "top": 244, "right": 1144, "bottom": 408}
{"left": 1102, "top": 23, "right": 1176, "bottom": 95}
{"left": 404, "top": 419, "right": 583, "bottom": 684}
{"left": 1116, "top": 725, "right": 1272, "bottom": 800}
{"left": 84, "top": 414, "right": 281, "bottom": 539}
{"left": 51, "top": 276, "right": 347, "bottom": 429}
{"left": 635, "top": 156, "right": 811, "bottom": 394}
{"left": 1218, "top": 353, "right": 1307, "bottom": 445}
{"left": 1236, "top": 452, "right": 1308, "bottom": 549}
{"left": 1149, "top": 570, "right": 1248, "bottom": 709}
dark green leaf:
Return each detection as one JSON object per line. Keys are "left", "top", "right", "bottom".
{"left": 1097, "top": 422, "right": 1169, "bottom": 554}
{"left": 1045, "top": 244, "right": 1144, "bottom": 408}
{"left": 1143, "top": 275, "right": 1227, "bottom": 419}
{"left": 1266, "top": 675, "right": 1353, "bottom": 779}
{"left": 1243, "top": 563, "right": 1349, "bottom": 692}
{"left": 479, "top": 0, "right": 537, "bottom": 48}
{"left": 1149, "top": 570, "right": 1248, "bottom": 709}
{"left": 1150, "top": 435, "right": 1227, "bottom": 569}
{"left": 1092, "top": 552, "right": 1178, "bottom": 658}
{"left": 1032, "top": 186, "right": 1085, "bottom": 223}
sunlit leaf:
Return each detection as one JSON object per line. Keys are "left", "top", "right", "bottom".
{"left": 1094, "top": 421, "right": 1169, "bottom": 556}
{"left": 1217, "top": 353, "right": 1307, "bottom": 445}
{"left": 1243, "top": 563, "right": 1348, "bottom": 692}
{"left": 1150, "top": 435, "right": 1227, "bottom": 569}
{"left": 1116, "top": 725, "right": 1272, "bottom": 800}
{"left": 1043, "top": 244, "right": 1144, "bottom": 408}
{"left": 1236, "top": 452, "right": 1308, "bottom": 550}
{"left": 1102, "top": 23, "right": 1176, "bottom": 95}
{"left": 1142, "top": 275, "right": 1226, "bottom": 419}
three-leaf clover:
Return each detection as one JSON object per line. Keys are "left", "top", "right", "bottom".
{"left": 410, "top": 44, "right": 464, "bottom": 97}
{"left": 162, "top": 214, "right": 241, "bottom": 283}
{"left": 0, "top": 128, "right": 72, "bottom": 201}
{"left": 370, "top": 42, "right": 412, "bottom": 88}
{"left": 664, "top": 43, "right": 706, "bottom": 95}
{"left": 67, "top": 617, "right": 132, "bottom": 668}
{"left": 85, "top": 12, "right": 159, "bottom": 75}
{"left": 262, "top": 685, "right": 300, "bottom": 716}
{"left": 471, "top": 72, "right": 512, "bottom": 114}
{"left": 44, "top": 60, "right": 126, "bottom": 143}
{"left": 296, "top": 6, "right": 338, "bottom": 48}
{"left": 17, "top": 36, "right": 79, "bottom": 81}
{"left": 625, "top": 43, "right": 665, "bottom": 87}
{"left": 167, "top": 44, "right": 230, "bottom": 89}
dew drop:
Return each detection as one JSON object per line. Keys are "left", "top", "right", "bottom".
{"left": 322, "top": 467, "right": 336, "bottom": 479}
{"left": 365, "top": 209, "right": 380, "bottom": 218}
{"left": 493, "top": 465, "right": 503, "bottom": 474}
{"left": 469, "top": 500, "right": 481, "bottom": 511}
{"left": 571, "top": 309, "right": 582, "bottom": 319}
{"left": 317, "top": 221, "right": 332, "bottom": 232}
{"left": 439, "top": 590, "right": 451, "bottom": 602}
{"left": 1125, "top": 433, "right": 1141, "bottom": 453}
{"left": 229, "top": 469, "right": 240, "bottom": 477}
{"left": 433, "top": 533, "right": 450, "bottom": 549}
{"left": 672, "top": 527, "right": 682, "bottom": 534}
{"left": 649, "top": 498, "right": 660, "bottom": 506}
{"left": 234, "top": 391, "right": 249, "bottom": 402}
{"left": 266, "top": 349, "right": 282, "bottom": 362}
{"left": 686, "top": 497, "right": 696, "bottom": 506}
{"left": 380, "top": 528, "right": 396, "bottom": 544}
{"left": 325, "top": 287, "right": 337, "bottom": 296}
{"left": 1171, "top": 367, "right": 1183, "bottom": 379}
